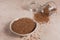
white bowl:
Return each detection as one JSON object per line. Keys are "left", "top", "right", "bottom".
{"left": 9, "top": 18, "right": 37, "bottom": 37}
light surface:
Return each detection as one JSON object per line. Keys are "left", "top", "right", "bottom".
{"left": 0, "top": 0, "right": 60, "bottom": 40}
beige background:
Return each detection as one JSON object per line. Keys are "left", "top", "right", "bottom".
{"left": 0, "top": 0, "right": 60, "bottom": 40}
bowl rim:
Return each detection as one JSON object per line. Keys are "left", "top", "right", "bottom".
{"left": 9, "top": 17, "right": 37, "bottom": 36}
